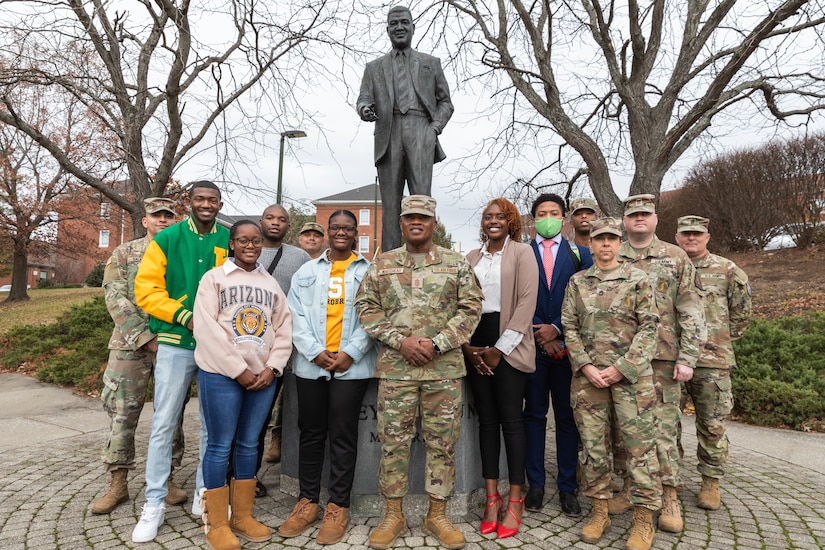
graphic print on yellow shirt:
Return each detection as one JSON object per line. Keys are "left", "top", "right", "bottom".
{"left": 325, "top": 254, "right": 356, "bottom": 352}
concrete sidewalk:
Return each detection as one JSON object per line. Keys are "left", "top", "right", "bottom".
{"left": 0, "top": 371, "right": 823, "bottom": 549}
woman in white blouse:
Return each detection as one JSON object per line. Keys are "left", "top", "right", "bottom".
{"left": 463, "top": 198, "right": 539, "bottom": 539}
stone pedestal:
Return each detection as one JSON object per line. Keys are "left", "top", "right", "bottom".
{"left": 280, "top": 372, "right": 503, "bottom": 517}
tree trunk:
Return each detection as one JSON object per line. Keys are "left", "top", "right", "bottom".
{"left": 5, "top": 241, "right": 31, "bottom": 302}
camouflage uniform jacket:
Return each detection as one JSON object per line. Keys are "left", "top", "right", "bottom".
{"left": 355, "top": 244, "right": 483, "bottom": 381}
{"left": 103, "top": 236, "right": 155, "bottom": 351}
{"left": 561, "top": 263, "right": 659, "bottom": 384}
{"left": 618, "top": 236, "right": 706, "bottom": 368}
{"left": 692, "top": 253, "right": 751, "bottom": 369}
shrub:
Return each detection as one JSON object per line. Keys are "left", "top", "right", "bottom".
{"left": 732, "top": 312, "right": 825, "bottom": 431}
{"left": 0, "top": 296, "right": 112, "bottom": 393}
{"left": 86, "top": 262, "right": 106, "bottom": 287}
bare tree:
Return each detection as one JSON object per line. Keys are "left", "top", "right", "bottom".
{"left": 0, "top": 0, "right": 342, "bottom": 232}
{"left": 429, "top": 0, "right": 825, "bottom": 215}
{"left": 661, "top": 132, "right": 825, "bottom": 252}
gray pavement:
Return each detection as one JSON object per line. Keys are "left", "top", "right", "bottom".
{"left": 1, "top": 371, "right": 823, "bottom": 549}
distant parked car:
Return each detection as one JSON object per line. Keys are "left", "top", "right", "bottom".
{"left": 0, "top": 284, "right": 32, "bottom": 292}
{"left": 763, "top": 222, "right": 825, "bottom": 251}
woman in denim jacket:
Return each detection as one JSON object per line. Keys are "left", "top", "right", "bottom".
{"left": 279, "top": 210, "right": 376, "bottom": 545}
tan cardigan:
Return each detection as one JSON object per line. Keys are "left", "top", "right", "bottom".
{"left": 466, "top": 240, "right": 539, "bottom": 373}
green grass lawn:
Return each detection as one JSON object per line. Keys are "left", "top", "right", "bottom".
{"left": 0, "top": 287, "right": 104, "bottom": 335}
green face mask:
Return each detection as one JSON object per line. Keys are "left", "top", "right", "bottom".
{"left": 535, "top": 217, "right": 563, "bottom": 238}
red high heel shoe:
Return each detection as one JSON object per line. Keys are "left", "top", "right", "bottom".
{"left": 497, "top": 497, "right": 524, "bottom": 539}
{"left": 480, "top": 493, "right": 502, "bottom": 534}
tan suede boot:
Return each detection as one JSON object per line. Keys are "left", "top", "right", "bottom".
{"left": 228, "top": 479, "right": 271, "bottom": 542}
{"left": 608, "top": 476, "right": 632, "bottom": 515}
{"left": 278, "top": 497, "right": 320, "bottom": 537}
{"left": 422, "top": 497, "right": 465, "bottom": 549}
{"left": 203, "top": 486, "right": 241, "bottom": 550}
{"left": 658, "top": 485, "right": 683, "bottom": 532}
{"left": 368, "top": 497, "right": 407, "bottom": 549}
{"left": 625, "top": 506, "right": 656, "bottom": 550}
{"left": 581, "top": 498, "right": 611, "bottom": 543}
{"left": 91, "top": 469, "right": 129, "bottom": 514}
{"left": 263, "top": 427, "right": 281, "bottom": 463}
{"left": 697, "top": 476, "right": 721, "bottom": 510}
{"left": 165, "top": 472, "right": 188, "bottom": 505}
{"left": 316, "top": 502, "right": 348, "bottom": 545}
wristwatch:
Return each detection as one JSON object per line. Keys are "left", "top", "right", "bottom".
{"left": 431, "top": 339, "right": 442, "bottom": 354}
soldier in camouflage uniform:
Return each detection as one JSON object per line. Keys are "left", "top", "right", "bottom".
{"left": 675, "top": 215, "right": 751, "bottom": 511}
{"left": 355, "top": 195, "right": 482, "bottom": 550}
{"left": 91, "top": 198, "right": 187, "bottom": 514}
{"left": 609, "top": 195, "right": 706, "bottom": 535}
{"left": 562, "top": 217, "right": 661, "bottom": 550}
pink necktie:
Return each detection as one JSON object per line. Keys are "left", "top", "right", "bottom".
{"left": 542, "top": 239, "right": 555, "bottom": 287}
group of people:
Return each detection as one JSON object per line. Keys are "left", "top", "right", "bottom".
{"left": 91, "top": 182, "right": 750, "bottom": 550}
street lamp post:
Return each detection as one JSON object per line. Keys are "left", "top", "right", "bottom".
{"left": 277, "top": 129, "right": 307, "bottom": 204}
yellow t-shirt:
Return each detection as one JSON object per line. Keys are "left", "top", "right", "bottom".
{"left": 325, "top": 253, "right": 356, "bottom": 352}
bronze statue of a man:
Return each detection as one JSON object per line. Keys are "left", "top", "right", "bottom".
{"left": 357, "top": 5, "right": 454, "bottom": 252}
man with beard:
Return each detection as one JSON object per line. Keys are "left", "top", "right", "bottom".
{"left": 257, "top": 205, "right": 311, "bottom": 482}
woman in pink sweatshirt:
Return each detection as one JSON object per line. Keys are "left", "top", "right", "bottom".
{"left": 193, "top": 220, "right": 293, "bottom": 550}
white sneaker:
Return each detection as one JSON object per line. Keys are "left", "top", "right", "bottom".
{"left": 191, "top": 487, "right": 204, "bottom": 517}
{"left": 132, "top": 503, "right": 165, "bottom": 543}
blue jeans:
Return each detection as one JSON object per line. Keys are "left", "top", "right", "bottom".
{"left": 144, "top": 345, "right": 206, "bottom": 506}
{"left": 198, "top": 370, "right": 277, "bottom": 489}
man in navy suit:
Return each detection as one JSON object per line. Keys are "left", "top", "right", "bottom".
{"left": 524, "top": 193, "right": 593, "bottom": 517}
{"left": 357, "top": 5, "right": 454, "bottom": 251}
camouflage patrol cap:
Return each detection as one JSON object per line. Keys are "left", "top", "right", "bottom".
{"left": 570, "top": 197, "right": 598, "bottom": 215}
{"left": 300, "top": 222, "right": 325, "bottom": 236}
{"left": 589, "top": 217, "right": 623, "bottom": 238}
{"left": 623, "top": 194, "right": 656, "bottom": 216}
{"left": 144, "top": 197, "right": 176, "bottom": 215}
{"left": 677, "top": 215, "right": 710, "bottom": 233}
{"left": 400, "top": 195, "right": 437, "bottom": 217}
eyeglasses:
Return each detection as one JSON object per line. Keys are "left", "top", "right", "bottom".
{"left": 328, "top": 225, "right": 357, "bottom": 234}
{"left": 233, "top": 237, "right": 263, "bottom": 246}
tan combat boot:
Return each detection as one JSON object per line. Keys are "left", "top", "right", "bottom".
{"left": 697, "top": 476, "right": 721, "bottom": 510}
{"left": 625, "top": 506, "right": 655, "bottom": 550}
{"left": 278, "top": 497, "right": 320, "bottom": 537}
{"left": 581, "top": 498, "right": 611, "bottom": 543}
{"left": 263, "top": 426, "right": 282, "bottom": 463}
{"left": 368, "top": 497, "right": 407, "bottom": 549}
{"left": 165, "top": 471, "right": 188, "bottom": 505}
{"left": 658, "top": 485, "right": 683, "bottom": 532}
{"left": 316, "top": 502, "right": 348, "bottom": 545}
{"left": 203, "top": 486, "right": 241, "bottom": 550}
{"left": 422, "top": 497, "right": 465, "bottom": 549}
{"left": 228, "top": 479, "right": 271, "bottom": 542}
{"left": 91, "top": 469, "right": 129, "bottom": 514}
{"left": 608, "top": 476, "right": 632, "bottom": 515}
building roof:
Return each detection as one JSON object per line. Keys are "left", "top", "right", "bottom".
{"left": 314, "top": 184, "right": 381, "bottom": 205}
{"left": 216, "top": 213, "right": 257, "bottom": 229}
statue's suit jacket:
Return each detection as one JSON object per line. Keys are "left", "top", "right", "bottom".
{"left": 357, "top": 49, "right": 454, "bottom": 166}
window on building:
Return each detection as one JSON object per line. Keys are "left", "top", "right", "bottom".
{"left": 100, "top": 202, "right": 111, "bottom": 219}
{"left": 359, "top": 236, "right": 370, "bottom": 253}
{"left": 99, "top": 230, "right": 110, "bottom": 248}
{"left": 360, "top": 209, "right": 370, "bottom": 225}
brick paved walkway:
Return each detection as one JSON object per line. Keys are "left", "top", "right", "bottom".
{"left": 0, "top": 380, "right": 823, "bottom": 549}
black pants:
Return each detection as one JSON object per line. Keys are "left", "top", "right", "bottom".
{"left": 465, "top": 313, "right": 529, "bottom": 485}
{"left": 295, "top": 375, "right": 370, "bottom": 507}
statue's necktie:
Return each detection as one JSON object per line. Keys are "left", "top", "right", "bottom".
{"left": 395, "top": 51, "right": 412, "bottom": 114}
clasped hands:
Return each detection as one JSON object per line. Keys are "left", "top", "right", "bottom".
{"left": 400, "top": 336, "right": 438, "bottom": 366}
{"left": 461, "top": 343, "right": 502, "bottom": 376}
{"left": 236, "top": 367, "right": 276, "bottom": 391}
{"left": 313, "top": 350, "right": 354, "bottom": 373}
